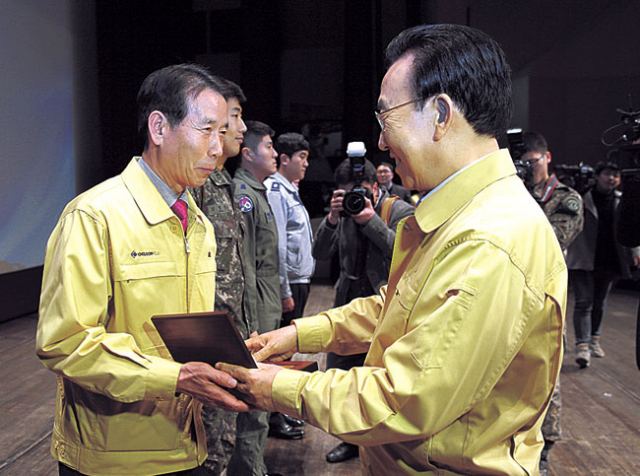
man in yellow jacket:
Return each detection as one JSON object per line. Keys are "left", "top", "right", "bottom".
{"left": 36, "top": 64, "right": 249, "bottom": 476}
{"left": 220, "top": 25, "right": 567, "bottom": 475}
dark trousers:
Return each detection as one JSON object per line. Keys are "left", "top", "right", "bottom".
{"left": 59, "top": 462, "right": 209, "bottom": 476}
{"left": 281, "top": 282, "right": 310, "bottom": 327}
{"left": 570, "top": 269, "right": 615, "bottom": 345}
{"left": 326, "top": 277, "right": 374, "bottom": 371}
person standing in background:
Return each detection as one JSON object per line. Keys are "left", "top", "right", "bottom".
{"left": 265, "top": 132, "right": 315, "bottom": 328}
{"left": 375, "top": 161, "right": 413, "bottom": 204}
{"left": 567, "top": 161, "right": 640, "bottom": 368}
{"left": 520, "top": 131, "right": 583, "bottom": 476}
{"left": 234, "top": 121, "right": 305, "bottom": 442}
{"left": 190, "top": 80, "right": 273, "bottom": 476}
{"left": 313, "top": 156, "right": 414, "bottom": 463}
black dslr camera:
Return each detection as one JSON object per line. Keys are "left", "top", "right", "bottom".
{"left": 507, "top": 128, "right": 534, "bottom": 188}
{"left": 341, "top": 141, "right": 372, "bottom": 216}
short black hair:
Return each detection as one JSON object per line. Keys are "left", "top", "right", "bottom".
{"left": 224, "top": 78, "right": 246, "bottom": 103}
{"left": 522, "top": 132, "right": 548, "bottom": 155}
{"left": 377, "top": 162, "right": 395, "bottom": 173}
{"left": 595, "top": 161, "right": 620, "bottom": 175}
{"left": 243, "top": 120, "right": 275, "bottom": 153}
{"left": 137, "top": 63, "right": 227, "bottom": 149}
{"left": 335, "top": 158, "right": 376, "bottom": 185}
{"left": 384, "top": 24, "right": 513, "bottom": 139}
{"left": 275, "top": 132, "right": 309, "bottom": 159}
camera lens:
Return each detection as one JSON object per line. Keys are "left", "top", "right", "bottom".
{"left": 343, "top": 190, "right": 366, "bottom": 215}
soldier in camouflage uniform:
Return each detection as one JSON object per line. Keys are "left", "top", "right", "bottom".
{"left": 521, "top": 132, "right": 584, "bottom": 476}
{"left": 190, "top": 81, "right": 267, "bottom": 476}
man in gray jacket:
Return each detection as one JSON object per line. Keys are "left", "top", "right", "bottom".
{"left": 312, "top": 157, "right": 414, "bottom": 463}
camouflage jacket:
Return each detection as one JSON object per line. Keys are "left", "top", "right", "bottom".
{"left": 190, "top": 167, "right": 254, "bottom": 338}
{"left": 532, "top": 174, "right": 584, "bottom": 251}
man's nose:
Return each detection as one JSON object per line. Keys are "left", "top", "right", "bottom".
{"left": 210, "top": 135, "right": 223, "bottom": 157}
{"left": 378, "top": 131, "right": 388, "bottom": 151}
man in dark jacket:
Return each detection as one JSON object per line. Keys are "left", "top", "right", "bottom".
{"left": 312, "top": 157, "right": 414, "bottom": 463}
{"left": 567, "top": 161, "right": 640, "bottom": 368}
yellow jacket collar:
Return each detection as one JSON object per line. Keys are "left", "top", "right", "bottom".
{"left": 121, "top": 157, "right": 202, "bottom": 227}
{"left": 414, "top": 149, "right": 516, "bottom": 234}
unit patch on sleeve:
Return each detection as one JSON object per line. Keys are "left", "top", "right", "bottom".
{"left": 238, "top": 195, "right": 254, "bottom": 213}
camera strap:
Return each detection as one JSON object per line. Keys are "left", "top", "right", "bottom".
{"left": 539, "top": 175, "right": 560, "bottom": 203}
{"left": 381, "top": 196, "right": 399, "bottom": 225}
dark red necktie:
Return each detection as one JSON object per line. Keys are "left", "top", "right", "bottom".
{"left": 171, "top": 200, "right": 188, "bottom": 233}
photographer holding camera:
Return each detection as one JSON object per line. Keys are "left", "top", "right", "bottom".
{"left": 312, "top": 144, "right": 414, "bottom": 464}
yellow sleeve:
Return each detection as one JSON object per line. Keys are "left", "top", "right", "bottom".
{"left": 294, "top": 289, "right": 385, "bottom": 355}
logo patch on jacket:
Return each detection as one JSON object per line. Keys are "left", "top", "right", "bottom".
{"left": 238, "top": 195, "right": 254, "bottom": 213}
{"left": 131, "top": 250, "right": 159, "bottom": 258}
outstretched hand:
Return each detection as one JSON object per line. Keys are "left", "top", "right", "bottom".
{"left": 176, "top": 361, "right": 250, "bottom": 412}
{"left": 245, "top": 325, "right": 299, "bottom": 363}
{"left": 215, "top": 362, "right": 283, "bottom": 412}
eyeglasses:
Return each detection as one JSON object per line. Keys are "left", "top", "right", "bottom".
{"left": 524, "top": 156, "right": 545, "bottom": 164}
{"left": 375, "top": 98, "right": 423, "bottom": 133}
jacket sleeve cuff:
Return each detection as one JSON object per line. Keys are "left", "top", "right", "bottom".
{"left": 143, "top": 355, "right": 183, "bottom": 401}
{"left": 293, "top": 315, "right": 333, "bottom": 353}
{"left": 271, "top": 368, "right": 308, "bottom": 417}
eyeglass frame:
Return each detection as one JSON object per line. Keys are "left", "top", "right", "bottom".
{"left": 522, "top": 155, "right": 546, "bottom": 164}
{"left": 375, "top": 98, "right": 424, "bottom": 134}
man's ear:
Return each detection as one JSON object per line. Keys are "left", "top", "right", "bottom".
{"left": 148, "top": 111, "right": 168, "bottom": 146}
{"left": 545, "top": 151, "right": 552, "bottom": 165}
{"left": 241, "top": 146, "right": 252, "bottom": 163}
{"left": 280, "top": 154, "right": 291, "bottom": 166}
{"left": 433, "top": 94, "right": 453, "bottom": 141}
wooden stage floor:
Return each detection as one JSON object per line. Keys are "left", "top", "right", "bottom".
{"left": 1, "top": 284, "right": 639, "bottom": 475}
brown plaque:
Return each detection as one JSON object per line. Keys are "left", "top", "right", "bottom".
{"left": 151, "top": 311, "right": 257, "bottom": 369}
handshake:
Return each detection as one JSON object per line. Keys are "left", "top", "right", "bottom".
{"left": 175, "top": 325, "right": 300, "bottom": 413}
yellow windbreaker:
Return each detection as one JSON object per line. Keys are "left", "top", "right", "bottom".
{"left": 36, "top": 158, "right": 216, "bottom": 475}
{"left": 272, "top": 150, "right": 567, "bottom": 475}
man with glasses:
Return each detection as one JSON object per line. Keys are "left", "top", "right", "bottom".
{"left": 522, "top": 132, "right": 583, "bottom": 251}
{"left": 221, "top": 25, "right": 567, "bottom": 475}
{"left": 375, "top": 162, "right": 413, "bottom": 204}
{"left": 521, "top": 131, "right": 583, "bottom": 476}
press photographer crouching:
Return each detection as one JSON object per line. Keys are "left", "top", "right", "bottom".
{"left": 312, "top": 142, "right": 414, "bottom": 464}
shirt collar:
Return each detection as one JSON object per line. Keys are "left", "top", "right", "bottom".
{"left": 272, "top": 172, "right": 299, "bottom": 192}
{"left": 418, "top": 151, "right": 494, "bottom": 205}
{"left": 414, "top": 149, "right": 516, "bottom": 234}
{"left": 235, "top": 167, "right": 266, "bottom": 191}
{"left": 138, "top": 156, "right": 189, "bottom": 208}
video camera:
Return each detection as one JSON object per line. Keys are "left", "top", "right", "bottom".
{"left": 507, "top": 128, "right": 534, "bottom": 188}
{"left": 601, "top": 100, "right": 640, "bottom": 178}
{"left": 553, "top": 163, "right": 595, "bottom": 195}
{"left": 341, "top": 141, "right": 372, "bottom": 216}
